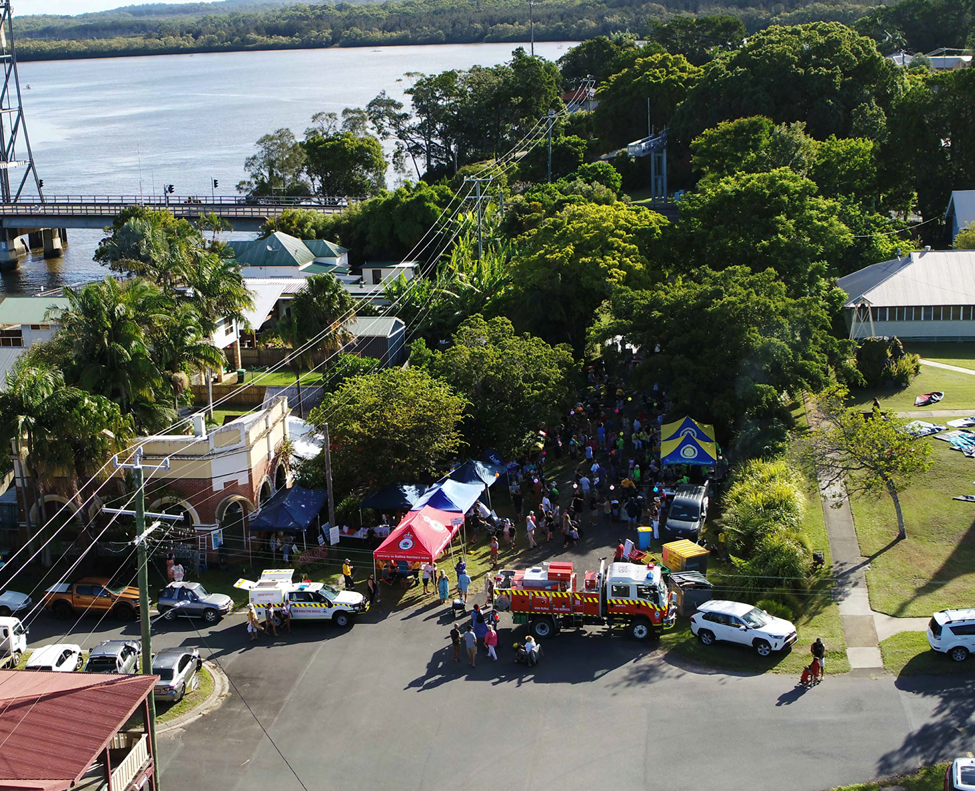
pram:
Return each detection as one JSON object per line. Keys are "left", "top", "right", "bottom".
{"left": 800, "top": 658, "right": 822, "bottom": 686}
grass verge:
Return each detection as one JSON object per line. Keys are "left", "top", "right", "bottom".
{"left": 878, "top": 631, "right": 975, "bottom": 676}
{"left": 905, "top": 341, "right": 975, "bottom": 371}
{"left": 157, "top": 665, "right": 214, "bottom": 724}
{"left": 847, "top": 364, "right": 975, "bottom": 413}
{"left": 827, "top": 764, "right": 947, "bottom": 791}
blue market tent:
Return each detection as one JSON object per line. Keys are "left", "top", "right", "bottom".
{"left": 660, "top": 432, "right": 718, "bottom": 466}
{"left": 249, "top": 485, "right": 328, "bottom": 531}
{"left": 410, "top": 479, "right": 485, "bottom": 513}
{"left": 448, "top": 460, "right": 506, "bottom": 487}
{"left": 361, "top": 484, "right": 428, "bottom": 511}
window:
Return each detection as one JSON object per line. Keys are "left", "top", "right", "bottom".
{"left": 74, "top": 585, "right": 94, "bottom": 597}
{"left": 953, "top": 306, "right": 962, "bottom": 321}
{"left": 949, "top": 624, "right": 975, "bottom": 636}
{"left": 290, "top": 591, "right": 313, "bottom": 602}
{"left": 178, "top": 588, "right": 193, "bottom": 601}
{"left": 965, "top": 306, "right": 973, "bottom": 321}
{"left": 178, "top": 656, "right": 192, "bottom": 672}
{"left": 933, "top": 306, "right": 942, "bottom": 321}
{"left": 876, "top": 307, "right": 887, "bottom": 322}
{"left": 225, "top": 322, "right": 234, "bottom": 336}
{"left": 372, "top": 269, "right": 382, "bottom": 285}
{"left": 704, "top": 612, "right": 727, "bottom": 625}
{"left": 922, "top": 307, "right": 933, "bottom": 321}
{"left": 610, "top": 584, "right": 630, "bottom": 599}
{"left": 905, "top": 307, "right": 915, "bottom": 321}
{"left": 929, "top": 617, "right": 942, "bottom": 638}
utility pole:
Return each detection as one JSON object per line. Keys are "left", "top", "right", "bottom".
{"left": 464, "top": 177, "right": 492, "bottom": 264}
{"left": 322, "top": 423, "right": 336, "bottom": 530}
{"left": 105, "top": 448, "right": 181, "bottom": 790}
{"left": 528, "top": 0, "right": 535, "bottom": 57}
{"left": 546, "top": 110, "right": 556, "bottom": 184}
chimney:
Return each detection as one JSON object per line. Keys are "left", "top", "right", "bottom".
{"left": 192, "top": 414, "right": 207, "bottom": 438}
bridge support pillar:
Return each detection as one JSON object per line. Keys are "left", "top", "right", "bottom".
{"left": 42, "top": 228, "right": 64, "bottom": 259}
{"left": 0, "top": 230, "right": 27, "bottom": 270}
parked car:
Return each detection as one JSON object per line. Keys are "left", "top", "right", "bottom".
{"left": 689, "top": 600, "right": 798, "bottom": 657}
{"left": 157, "top": 582, "right": 233, "bottom": 624}
{"left": 25, "top": 643, "right": 84, "bottom": 672}
{"left": 43, "top": 577, "right": 140, "bottom": 621}
{"left": 927, "top": 608, "right": 975, "bottom": 662}
{"left": 0, "top": 589, "right": 31, "bottom": 617}
{"left": 663, "top": 483, "right": 710, "bottom": 540}
{"left": 152, "top": 647, "right": 202, "bottom": 703}
{"left": 84, "top": 640, "right": 141, "bottom": 674}
{"left": 0, "top": 616, "right": 28, "bottom": 668}
{"left": 946, "top": 757, "right": 975, "bottom": 791}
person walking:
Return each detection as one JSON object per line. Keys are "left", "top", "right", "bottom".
{"left": 246, "top": 604, "right": 263, "bottom": 642}
{"left": 281, "top": 599, "right": 293, "bottom": 634}
{"left": 614, "top": 538, "right": 626, "bottom": 563}
{"left": 437, "top": 570, "right": 450, "bottom": 604}
{"left": 484, "top": 573, "right": 495, "bottom": 606}
{"left": 342, "top": 558, "right": 356, "bottom": 591}
{"left": 422, "top": 561, "right": 435, "bottom": 594}
{"left": 811, "top": 637, "right": 826, "bottom": 678}
{"left": 464, "top": 626, "right": 478, "bottom": 667}
{"left": 449, "top": 624, "right": 462, "bottom": 663}
{"left": 458, "top": 568, "right": 472, "bottom": 603}
{"left": 490, "top": 534, "right": 500, "bottom": 567}
{"left": 526, "top": 512, "right": 537, "bottom": 549}
{"left": 485, "top": 624, "right": 499, "bottom": 661}
{"left": 366, "top": 574, "right": 380, "bottom": 607}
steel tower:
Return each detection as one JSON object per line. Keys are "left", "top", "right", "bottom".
{"left": 0, "top": 1, "right": 42, "bottom": 203}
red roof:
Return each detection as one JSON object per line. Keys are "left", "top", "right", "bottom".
{"left": 373, "top": 506, "right": 460, "bottom": 562}
{"left": 0, "top": 670, "right": 157, "bottom": 791}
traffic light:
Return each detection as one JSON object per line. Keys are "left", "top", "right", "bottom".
{"left": 212, "top": 179, "right": 218, "bottom": 189}
{"left": 167, "top": 184, "right": 175, "bottom": 194}
{"left": 38, "top": 179, "right": 44, "bottom": 189}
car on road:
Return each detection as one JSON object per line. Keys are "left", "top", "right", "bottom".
{"left": 946, "top": 757, "right": 975, "bottom": 790}
{"left": 157, "top": 582, "right": 233, "bottom": 624}
{"left": 689, "top": 600, "right": 798, "bottom": 657}
{"left": 84, "top": 640, "right": 141, "bottom": 674}
{"left": 43, "top": 577, "right": 140, "bottom": 621}
{"left": 926, "top": 608, "right": 975, "bottom": 662}
{"left": 25, "top": 643, "right": 84, "bottom": 672}
{"left": 0, "top": 589, "right": 31, "bottom": 617}
{"left": 152, "top": 647, "right": 202, "bottom": 703}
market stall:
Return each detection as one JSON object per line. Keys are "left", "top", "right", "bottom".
{"left": 659, "top": 416, "right": 718, "bottom": 466}
{"left": 372, "top": 505, "right": 463, "bottom": 579}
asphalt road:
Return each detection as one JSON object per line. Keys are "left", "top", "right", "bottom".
{"left": 26, "top": 597, "right": 972, "bottom": 791}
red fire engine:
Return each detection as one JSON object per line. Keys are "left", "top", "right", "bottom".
{"left": 494, "top": 559, "right": 676, "bottom": 641}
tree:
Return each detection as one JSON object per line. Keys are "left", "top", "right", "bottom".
{"left": 595, "top": 268, "right": 844, "bottom": 449}
{"left": 557, "top": 33, "right": 640, "bottom": 85}
{"left": 809, "top": 386, "right": 932, "bottom": 540}
{"left": 237, "top": 128, "right": 310, "bottom": 197}
{"left": 674, "top": 168, "right": 852, "bottom": 296}
{"left": 305, "top": 367, "right": 467, "bottom": 493}
{"left": 691, "top": 116, "right": 818, "bottom": 183}
{"left": 150, "top": 302, "right": 226, "bottom": 410}
{"left": 302, "top": 130, "right": 386, "bottom": 198}
{"left": 594, "top": 52, "right": 701, "bottom": 150}
{"left": 647, "top": 15, "right": 746, "bottom": 66}
{"left": 505, "top": 202, "right": 666, "bottom": 352}
{"left": 671, "top": 23, "right": 905, "bottom": 146}
{"left": 423, "top": 315, "right": 577, "bottom": 458}
{"left": 955, "top": 225, "right": 975, "bottom": 250}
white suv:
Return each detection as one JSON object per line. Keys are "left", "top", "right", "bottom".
{"left": 927, "top": 609, "right": 975, "bottom": 662}
{"left": 690, "top": 600, "right": 798, "bottom": 657}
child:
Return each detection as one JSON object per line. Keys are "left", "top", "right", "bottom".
{"left": 490, "top": 535, "right": 500, "bottom": 567}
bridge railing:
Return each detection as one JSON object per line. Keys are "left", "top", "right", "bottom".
{"left": 0, "top": 195, "right": 359, "bottom": 207}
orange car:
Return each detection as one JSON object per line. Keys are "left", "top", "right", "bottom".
{"left": 43, "top": 577, "right": 141, "bottom": 621}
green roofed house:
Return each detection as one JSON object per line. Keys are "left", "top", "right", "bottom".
{"left": 228, "top": 231, "right": 350, "bottom": 279}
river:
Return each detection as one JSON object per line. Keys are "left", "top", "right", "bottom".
{"left": 6, "top": 41, "right": 575, "bottom": 294}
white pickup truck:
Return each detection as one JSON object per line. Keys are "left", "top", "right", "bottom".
{"left": 235, "top": 569, "right": 368, "bottom": 628}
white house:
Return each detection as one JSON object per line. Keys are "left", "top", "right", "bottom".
{"left": 946, "top": 190, "right": 975, "bottom": 242}
{"left": 228, "top": 232, "right": 350, "bottom": 279}
{"left": 837, "top": 249, "right": 975, "bottom": 341}
{"left": 360, "top": 261, "right": 419, "bottom": 288}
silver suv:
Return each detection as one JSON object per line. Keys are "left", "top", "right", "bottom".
{"left": 927, "top": 609, "right": 975, "bottom": 662}
{"left": 85, "top": 640, "right": 141, "bottom": 674}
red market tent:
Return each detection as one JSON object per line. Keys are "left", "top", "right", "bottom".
{"left": 372, "top": 506, "right": 461, "bottom": 564}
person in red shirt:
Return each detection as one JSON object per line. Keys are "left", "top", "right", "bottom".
{"left": 614, "top": 539, "right": 626, "bottom": 563}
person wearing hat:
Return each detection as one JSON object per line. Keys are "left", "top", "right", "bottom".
{"left": 342, "top": 558, "right": 355, "bottom": 591}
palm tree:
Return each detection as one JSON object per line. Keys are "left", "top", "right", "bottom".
{"left": 151, "top": 302, "right": 228, "bottom": 411}
{"left": 185, "top": 250, "right": 254, "bottom": 334}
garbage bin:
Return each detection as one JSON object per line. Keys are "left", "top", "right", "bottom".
{"left": 637, "top": 526, "right": 653, "bottom": 550}
{"left": 236, "top": 368, "right": 246, "bottom": 383}
{"left": 669, "top": 571, "right": 713, "bottom": 617}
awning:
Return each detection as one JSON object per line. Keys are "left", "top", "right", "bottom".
{"left": 361, "top": 484, "right": 428, "bottom": 511}
{"left": 249, "top": 485, "right": 327, "bottom": 531}
{"left": 660, "top": 433, "right": 718, "bottom": 466}
{"left": 373, "top": 506, "right": 461, "bottom": 563}
{"left": 660, "top": 416, "right": 716, "bottom": 444}
{"left": 410, "top": 479, "right": 485, "bottom": 513}
{"left": 448, "top": 459, "right": 506, "bottom": 487}
{"left": 242, "top": 282, "right": 288, "bottom": 332}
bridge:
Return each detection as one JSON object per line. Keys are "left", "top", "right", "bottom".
{"left": 0, "top": 195, "right": 350, "bottom": 265}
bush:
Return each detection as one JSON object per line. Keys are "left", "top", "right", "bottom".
{"left": 854, "top": 336, "right": 918, "bottom": 387}
{"left": 722, "top": 459, "right": 806, "bottom": 555}
{"left": 731, "top": 533, "right": 809, "bottom": 595}
{"left": 756, "top": 598, "right": 795, "bottom": 622}
{"left": 888, "top": 353, "right": 920, "bottom": 386}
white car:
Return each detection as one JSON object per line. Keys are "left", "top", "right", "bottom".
{"left": 25, "top": 643, "right": 84, "bottom": 672}
{"left": 0, "top": 590, "right": 31, "bottom": 617}
{"left": 927, "top": 608, "right": 975, "bottom": 662}
{"left": 689, "top": 600, "right": 798, "bottom": 657}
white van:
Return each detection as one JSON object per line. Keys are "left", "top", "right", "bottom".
{"left": 235, "top": 569, "right": 368, "bottom": 628}
{"left": 0, "top": 616, "right": 28, "bottom": 668}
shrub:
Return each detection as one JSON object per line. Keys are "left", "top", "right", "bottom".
{"left": 731, "top": 533, "right": 809, "bottom": 595}
{"left": 854, "top": 336, "right": 918, "bottom": 387}
{"left": 887, "top": 353, "right": 920, "bottom": 386}
{"left": 722, "top": 459, "right": 806, "bottom": 555}
{"left": 756, "top": 598, "right": 795, "bottom": 622}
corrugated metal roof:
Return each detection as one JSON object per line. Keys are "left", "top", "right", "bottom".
{"left": 0, "top": 670, "right": 156, "bottom": 788}
{"left": 947, "top": 190, "right": 975, "bottom": 231}
{"left": 242, "top": 277, "right": 309, "bottom": 296}
{"left": 242, "top": 282, "right": 289, "bottom": 330}
{"left": 0, "top": 297, "right": 69, "bottom": 326}
{"left": 304, "top": 239, "right": 347, "bottom": 258}
{"left": 347, "top": 316, "right": 405, "bottom": 338}
{"left": 837, "top": 250, "right": 975, "bottom": 307}
{"left": 302, "top": 262, "right": 350, "bottom": 276}
{"left": 0, "top": 347, "right": 26, "bottom": 387}
{"left": 229, "top": 232, "right": 314, "bottom": 269}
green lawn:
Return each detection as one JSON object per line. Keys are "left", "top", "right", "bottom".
{"left": 906, "top": 341, "right": 975, "bottom": 371}
{"left": 849, "top": 439, "right": 975, "bottom": 616}
{"left": 878, "top": 631, "right": 975, "bottom": 676}
{"left": 828, "top": 764, "right": 948, "bottom": 791}
{"left": 847, "top": 364, "right": 975, "bottom": 413}
{"left": 156, "top": 665, "right": 214, "bottom": 724}
{"left": 243, "top": 368, "right": 324, "bottom": 387}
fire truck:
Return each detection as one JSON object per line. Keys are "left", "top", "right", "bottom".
{"left": 494, "top": 560, "right": 676, "bottom": 641}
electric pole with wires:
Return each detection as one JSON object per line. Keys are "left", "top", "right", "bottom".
{"left": 104, "top": 447, "right": 183, "bottom": 791}
{"left": 464, "top": 177, "right": 493, "bottom": 264}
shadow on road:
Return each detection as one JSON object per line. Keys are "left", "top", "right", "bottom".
{"left": 775, "top": 685, "right": 811, "bottom": 706}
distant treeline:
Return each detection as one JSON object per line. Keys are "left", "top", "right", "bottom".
{"left": 16, "top": 0, "right": 886, "bottom": 61}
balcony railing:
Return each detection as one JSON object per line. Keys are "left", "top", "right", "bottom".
{"left": 109, "top": 733, "right": 149, "bottom": 791}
